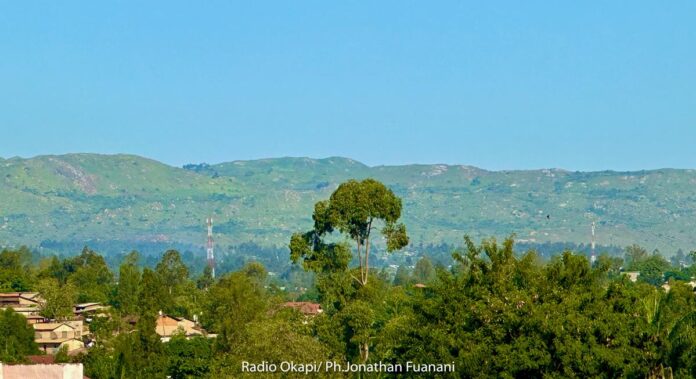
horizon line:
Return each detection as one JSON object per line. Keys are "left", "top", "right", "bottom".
{"left": 1, "top": 151, "right": 694, "bottom": 174}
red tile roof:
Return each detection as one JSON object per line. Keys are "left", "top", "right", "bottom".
{"left": 283, "top": 302, "right": 323, "bottom": 316}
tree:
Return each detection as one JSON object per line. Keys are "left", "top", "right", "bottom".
{"left": 413, "top": 256, "right": 435, "bottom": 284}
{"left": 0, "top": 308, "right": 39, "bottom": 362}
{"left": 36, "top": 278, "right": 76, "bottom": 320}
{"left": 634, "top": 254, "right": 670, "bottom": 286}
{"left": 196, "top": 265, "right": 214, "bottom": 290}
{"left": 54, "top": 345, "right": 71, "bottom": 363}
{"left": 138, "top": 268, "right": 169, "bottom": 315}
{"left": 290, "top": 178, "right": 408, "bottom": 286}
{"left": 112, "top": 311, "right": 166, "bottom": 379}
{"left": 392, "top": 265, "right": 411, "bottom": 286}
{"left": 394, "top": 236, "right": 662, "bottom": 377}
{"left": 155, "top": 250, "right": 189, "bottom": 296}
{"left": 0, "top": 247, "right": 34, "bottom": 291}
{"left": 689, "top": 250, "right": 696, "bottom": 265}
{"left": 68, "top": 247, "right": 115, "bottom": 303}
{"left": 204, "top": 265, "right": 268, "bottom": 352}
{"left": 667, "top": 311, "right": 696, "bottom": 376}
{"left": 625, "top": 244, "right": 649, "bottom": 268}
{"left": 211, "top": 317, "right": 334, "bottom": 378}
{"left": 115, "top": 251, "right": 141, "bottom": 316}
{"left": 672, "top": 248, "right": 686, "bottom": 268}
{"left": 165, "top": 335, "right": 213, "bottom": 379}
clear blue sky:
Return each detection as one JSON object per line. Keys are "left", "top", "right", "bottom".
{"left": 1, "top": 1, "right": 694, "bottom": 171}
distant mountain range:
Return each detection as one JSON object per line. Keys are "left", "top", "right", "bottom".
{"left": 1, "top": 153, "right": 695, "bottom": 256}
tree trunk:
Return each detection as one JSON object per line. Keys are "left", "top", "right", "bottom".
{"left": 356, "top": 238, "right": 364, "bottom": 285}
{"left": 360, "top": 342, "right": 370, "bottom": 362}
{"left": 364, "top": 237, "right": 370, "bottom": 286}
{"left": 362, "top": 219, "right": 373, "bottom": 286}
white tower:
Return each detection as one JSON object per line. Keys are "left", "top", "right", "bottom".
{"left": 591, "top": 221, "right": 596, "bottom": 265}
{"left": 206, "top": 217, "right": 215, "bottom": 278}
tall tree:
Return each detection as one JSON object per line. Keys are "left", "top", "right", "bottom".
{"left": 116, "top": 251, "right": 141, "bottom": 316}
{"left": 625, "top": 244, "right": 649, "bottom": 268}
{"left": 196, "top": 265, "right": 214, "bottom": 290}
{"left": 155, "top": 250, "right": 189, "bottom": 296}
{"left": 36, "top": 278, "right": 76, "bottom": 320}
{"left": 413, "top": 256, "right": 436, "bottom": 284}
{"left": 392, "top": 265, "right": 411, "bottom": 286}
{"left": 290, "top": 178, "right": 408, "bottom": 286}
{"left": 138, "top": 268, "right": 169, "bottom": 314}
{"left": 68, "top": 247, "right": 114, "bottom": 303}
{"left": 204, "top": 266, "right": 267, "bottom": 352}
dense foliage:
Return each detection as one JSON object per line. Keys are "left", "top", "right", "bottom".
{"left": 2, "top": 237, "right": 696, "bottom": 377}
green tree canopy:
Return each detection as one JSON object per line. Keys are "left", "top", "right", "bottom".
{"left": 67, "top": 247, "right": 115, "bottom": 303}
{"left": 0, "top": 247, "right": 34, "bottom": 291}
{"left": 290, "top": 178, "right": 408, "bottom": 286}
{"left": 115, "top": 251, "right": 141, "bottom": 316}
{"left": 36, "top": 277, "right": 76, "bottom": 320}
{"left": 0, "top": 308, "right": 39, "bottom": 362}
{"left": 413, "top": 256, "right": 435, "bottom": 284}
{"left": 155, "top": 249, "right": 189, "bottom": 296}
{"left": 392, "top": 265, "right": 411, "bottom": 286}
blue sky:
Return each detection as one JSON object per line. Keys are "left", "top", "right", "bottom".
{"left": 0, "top": 1, "right": 694, "bottom": 170}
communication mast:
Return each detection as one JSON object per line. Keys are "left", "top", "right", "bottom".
{"left": 206, "top": 217, "right": 216, "bottom": 278}
{"left": 591, "top": 221, "right": 596, "bottom": 265}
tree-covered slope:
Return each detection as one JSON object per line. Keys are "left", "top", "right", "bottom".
{"left": 1, "top": 153, "right": 695, "bottom": 255}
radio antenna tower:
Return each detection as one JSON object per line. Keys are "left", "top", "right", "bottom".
{"left": 206, "top": 217, "right": 216, "bottom": 278}
{"left": 591, "top": 221, "right": 596, "bottom": 265}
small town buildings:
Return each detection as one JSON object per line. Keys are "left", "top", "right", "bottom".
{"left": 0, "top": 292, "right": 46, "bottom": 325}
{"left": 0, "top": 292, "right": 43, "bottom": 307}
{"left": 155, "top": 314, "right": 210, "bottom": 342}
{"left": 282, "top": 302, "right": 323, "bottom": 316}
{"left": 32, "top": 322, "right": 85, "bottom": 354}
{"left": 73, "top": 302, "right": 109, "bottom": 322}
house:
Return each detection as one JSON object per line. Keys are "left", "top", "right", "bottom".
{"left": 33, "top": 322, "right": 85, "bottom": 354}
{"left": 0, "top": 292, "right": 43, "bottom": 307}
{"left": 283, "top": 302, "right": 323, "bottom": 316}
{"left": 0, "top": 362, "right": 85, "bottom": 379}
{"left": 0, "top": 292, "right": 44, "bottom": 324}
{"left": 73, "top": 302, "right": 106, "bottom": 314}
{"left": 7, "top": 305, "right": 42, "bottom": 319}
{"left": 155, "top": 314, "right": 210, "bottom": 342}
{"left": 73, "top": 302, "right": 109, "bottom": 321}
{"left": 25, "top": 313, "right": 49, "bottom": 324}
{"left": 623, "top": 271, "right": 640, "bottom": 282}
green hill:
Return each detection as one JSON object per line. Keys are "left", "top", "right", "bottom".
{"left": 1, "top": 153, "right": 695, "bottom": 256}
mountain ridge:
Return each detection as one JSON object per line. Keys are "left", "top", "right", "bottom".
{"left": 1, "top": 153, "right": 695, "bottom": 256}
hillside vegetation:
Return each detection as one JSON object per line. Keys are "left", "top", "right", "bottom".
{"left": 1, "top": 154, "right": 695, "bottom": 255}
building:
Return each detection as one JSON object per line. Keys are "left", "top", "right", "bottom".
{"left": 0, "top": 362, "right": 85, "bottom": 379}
{"left": 0, "top": 293, "right": 44, "bottom": 323}
{"left": 623, "top": 271, "right": 640, "bottom": 282}
{"left": 282, "top": 302, "right": 323, "bottom": 316}
{"left": 0, "top": 292, "right": 43, "bottom": 307}
{"left": 73, "top": 302, "right": 109, "bottom": 321}
{"left": 155, "top": 314, "right": 211, "bottom": 342}
{"left": 32, "top": 322, "right": 85, "bottom": 355}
